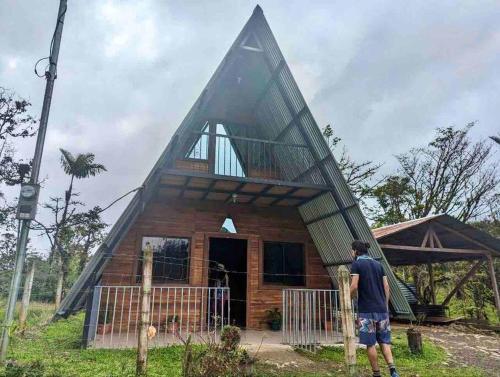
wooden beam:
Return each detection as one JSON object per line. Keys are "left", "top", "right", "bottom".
{"left": 427, "top": 263, "right": 436, "bottom": 304}
{"left": 487, "top": 255, "right": 500, "bottom": 317}
{"left": 208, "top": 122, "right": 217, "bottom": 174}
{"left": 292, "top": 154, "right": 332, "bottom": 183}
{"left": 273, "top": 106, "right": 308, "bottom": 143}
{"left": 421, "top": 226, "right": 431, "bottom": 247}
{"left": 305, "top": 203, "right": 358, "bottom": 226}
{"left": 379, "top": 244, "right": 491, "bottom": 255}
{"left": 442, "top": 260, "right": 484, "bottom": 306}
{"left": 253, "top": 59, "right": 285, "bottom": 111}
{"left": 431, "top": 226, "right": 444, "bottom": 249}
{"left": 434, "top": 222, "right": 498, "bottom": 254}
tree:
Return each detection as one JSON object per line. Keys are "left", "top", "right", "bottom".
{"left": 372, "top": 123, "right": 499, "bottom": 226}
{"left": 0, "top": 88, "right": 37, "bottom": 287}
{"left": 322, "top": 125, "right": 381, "bottom": 200}
{"left": 490, "top": 135, "right": 500, "bottom": 145}
{"left": 34, "top": 149, "right": 106, "bottom": 307}
{"left": 0, "top": 87, "right": 37, "bottom": 188}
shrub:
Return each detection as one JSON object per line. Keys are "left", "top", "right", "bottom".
{"left": 220, "top": 325, "right": 241, "bottom": 351}
{"left": 181, "top": 327, "right": 254, "bottom": 377}
{"left": 4, "top": 360, "right": 45, "bottom": 377}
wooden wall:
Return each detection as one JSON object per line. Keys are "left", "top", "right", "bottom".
{"left": 100, "top": 196, "right": 331, "bottom": 329}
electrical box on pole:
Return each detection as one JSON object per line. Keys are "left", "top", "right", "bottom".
{"left": 16, "top": 184, "right": 40, "bottom": 220}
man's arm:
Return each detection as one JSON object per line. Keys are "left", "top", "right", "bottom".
{"left": 350, "top": 274, "right": 359, "bottom": 298}
{"left": 383, "top": 275, "right": 390, "bottom": 309}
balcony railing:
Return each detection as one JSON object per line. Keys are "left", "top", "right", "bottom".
{"left": 183, "top": 131, "right": 319, "bottom": 185}
{"left": 87, "top": 286, "right": 230, "bottom": 349}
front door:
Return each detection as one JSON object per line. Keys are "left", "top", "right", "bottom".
{"left": 208, "top": 237, "right": 247, "bottom": 327}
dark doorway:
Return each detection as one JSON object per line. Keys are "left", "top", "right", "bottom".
{"left": 209, "top": 237, "right": 247, "bottom": 327}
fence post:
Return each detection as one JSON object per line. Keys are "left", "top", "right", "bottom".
{"left": 136, "top": 243, "right": 153, "bottom": 376}
{"left": 338, "top": 265, "right": 357, "bottom": 376}
{"left": 19, "top": 262, "right": 35, "bottom": 334}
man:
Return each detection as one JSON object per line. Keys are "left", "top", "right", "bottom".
{"left": 350, "top": 240, "right": 400, "bottom": 377}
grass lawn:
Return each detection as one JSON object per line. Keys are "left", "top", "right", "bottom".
{"left": 294, "top": 331, "right": 485, "bottom": 377}
{"left": 0, "top": 303, "right": 488, "bottom": 377}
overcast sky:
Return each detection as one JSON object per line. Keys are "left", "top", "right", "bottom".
{"left": 1, "top": 0, "right": 499, "bottom": 255}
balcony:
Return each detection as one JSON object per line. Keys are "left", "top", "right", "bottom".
{"left": 160, "top": 131, "right": 330, "bottom": 207}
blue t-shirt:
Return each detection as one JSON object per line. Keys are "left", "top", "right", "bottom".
{"left": 351, "top": 255, "right": 388, "bottom": 313}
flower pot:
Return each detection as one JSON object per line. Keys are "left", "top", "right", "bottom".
{"left": 269, "top": 320, "right": 281, "bottom": 331}
{"left": 97, "top": 323, "right": 112, "bottom": 335}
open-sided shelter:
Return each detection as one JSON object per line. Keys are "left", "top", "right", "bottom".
{"left": 58, "top": 6, "right": 413, "bottom": 348}
{"left": 373, "top": 214, "right": 500, "bottom": 320}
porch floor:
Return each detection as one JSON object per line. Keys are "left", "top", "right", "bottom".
{"left": 91, "top": 329, "right": 344, "bottom": 349}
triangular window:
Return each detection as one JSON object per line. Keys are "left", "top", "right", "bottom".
{"left": 240, "top": 32, "right": 263, "bottom": 52}
{"left": 215, "top": 124, "right": 245, "bottom": 177}
{"left": 187, "top": 122, "right": 209, "bottom": 159}
{"left": 220, "top": 217, "right": 237, "bottom": 233}
{"left": 186, "top": 123, "right": 246, "bottom": 177}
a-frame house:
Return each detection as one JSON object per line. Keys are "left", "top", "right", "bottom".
{"left": 58, "top": 6, "right": 413, "bottom": 347}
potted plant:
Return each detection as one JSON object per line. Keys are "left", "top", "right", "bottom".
{"left": 265, "top": 308, "right": 282, "bottom": 331}
{"left": 97, "top": 307, "right": 113, "bottom": 335}
{"left": 168, "top": 315, "right": 179, "bottom": 334}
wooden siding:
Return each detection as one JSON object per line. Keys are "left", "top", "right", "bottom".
{"left": 100, "top": 197, "right": 331, "bottom": 329}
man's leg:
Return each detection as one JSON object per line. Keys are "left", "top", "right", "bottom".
{"left": 376, "top": 315, "right": 399, "bottom": 377}
{"left": 380, "top": 343, "right": 394, "bottom": 364}
{"left": 358, "top": 316, "right": 381, "bottom": 377}
{"left": 366, "top": 345, "right": 381, "bottom": 377}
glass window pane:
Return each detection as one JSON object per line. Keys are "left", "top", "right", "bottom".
{"left": 137, "top": 237, "right": 190, "bottom": 283}
{"left": 263, "top": 241, "right": 304, "bottom": 286}
{"left": 263, "top": 242, "right": 283, "bottom": 283}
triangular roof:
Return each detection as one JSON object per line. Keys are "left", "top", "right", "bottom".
{"left": 58, "top": 6, "right": 414, "bottom": 319}
{"left": 373, "top": 214, "right": 500, "bottom": 266}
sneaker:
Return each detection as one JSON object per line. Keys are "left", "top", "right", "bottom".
{"left": 390, "top": 371, "right": 400, "bottom": 377}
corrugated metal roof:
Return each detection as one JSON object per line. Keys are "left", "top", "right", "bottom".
{"left": 58, "top": 5, "right": 414, "bottom": 319}
{"left": 373, "top": 214, "right": 500, "bottom": 256}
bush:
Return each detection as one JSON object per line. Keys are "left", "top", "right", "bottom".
{"left": 220, "top": 326, "right": 241, "bottom": 351}
{"left": 4, "top": 361, "right": 45, "bottom": 377}
{"left": 181, "top": 328, "right": 254, "bottom": 377}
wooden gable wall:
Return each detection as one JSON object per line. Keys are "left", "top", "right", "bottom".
{"left": 100, "top": 196, "right": 331, "bottom": 329}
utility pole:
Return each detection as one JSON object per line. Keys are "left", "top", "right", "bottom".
{"left": 0, "top": 0, "right": 67, "bottom": 363}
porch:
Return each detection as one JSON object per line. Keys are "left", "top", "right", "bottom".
{"left": 86, "top": 286, "right": 346, "bottom": 349}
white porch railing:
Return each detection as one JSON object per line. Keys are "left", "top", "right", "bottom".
{"left": 87, "top": 286, "right": 230, "bottom": 349}
{"left": 282, "top": 289, "right": 348, "bottom": 351}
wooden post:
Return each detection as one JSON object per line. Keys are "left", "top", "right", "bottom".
{"left": 338, "top": 265, "right": 357, "bottom": 377}
{"left": 136, "top": 243, "right": 153, "bottom": 376}
{"left": 55, "top": 257, "right": 64, "bottom": 310}
{"left": 442, "top": 260, "right": 484, "bottom": 306}
{"left": 486, "top": 256, "right": 500, "bottom": 318}
{"left": 18, "top": 262, "right": 35, "bottom": 334}
{"left": 208, "top": 122, "right": 217, "bottom": 174}
{"left": 427, "top": 263, "right": 436, "bottom": 305}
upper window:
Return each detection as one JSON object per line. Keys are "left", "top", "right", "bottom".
{"left": 263, "top": 241, "right": 305, "bottom": 286}
{"left": 137, "top": 237, "right": 190, "bottom": 284}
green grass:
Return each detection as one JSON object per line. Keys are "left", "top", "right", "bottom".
{"left": 0, "top": 303, "right": 488, "bottom": 377}
{"left": 2, "top": 304, "right": 184, "bottom": 377}
{"left": 292, "top": 331, "right": 485, "bottom": 377}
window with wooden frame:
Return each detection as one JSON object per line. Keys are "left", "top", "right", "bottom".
{"left": 136, "top": 237, "right": 190, "bottom": 284}
{"left": 263, "top": 241, "right": 305, "bottom": 286}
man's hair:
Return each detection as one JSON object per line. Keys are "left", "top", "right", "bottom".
{"left": 351, "top": 240, "right": 370, "bottom": 255}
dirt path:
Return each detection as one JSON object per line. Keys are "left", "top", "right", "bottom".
{"left": 412, "top": 324, "right": 500, "bottom": 375}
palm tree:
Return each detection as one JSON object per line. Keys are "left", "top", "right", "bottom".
{"left": 59, "top": 149, "right": 106, "bottom": 220}
{"left": 54, "top": 149, "right": 106, "bottom": 308}
{"left": 490, "top": 135, "right": 500, "bottom": 145}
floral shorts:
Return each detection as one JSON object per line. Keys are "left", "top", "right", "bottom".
{"left": 357, "top": 312, "right": 391, "bottom": 346}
